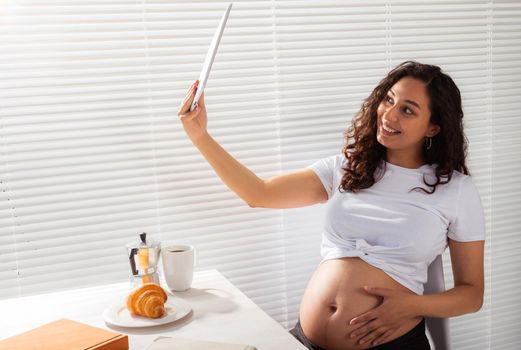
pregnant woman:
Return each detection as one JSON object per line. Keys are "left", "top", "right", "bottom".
{"left": 177, "top": 61, "right": 485, "bottom": 350}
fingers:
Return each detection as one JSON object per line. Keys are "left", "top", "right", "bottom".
{"left": 349, "top": 320, "right": 390, "bottom": 346}
{"left": 349, "top": 312, "right": 373, "bottom": 325}
{"left": 371, "top": 329, "right": 394, "bottom": 346}
{"left": 178, "top": 80, "right": 199, "bottom": 115}
{"left": 179, "top": 104, "right": 201, "bottom": 122}
{"left": 359, "top": 328, "right": 389, "bottom": 346}
{"left": 354, "top": 326, "right": 386, "bottom": 346}
{"left": 198, "top": 91, "right": 205, "bottom": 108}
{"left": 349, "top": 323, "right": 371, "bottom": 340}
{"left": 363, "top": 286, "right": 391, "bottom": 297}
{"left": 347, "top": 312, "right": 398, "bottom": 346}
{"left": 178, "top": 90, "right": 194, "bottom": 115}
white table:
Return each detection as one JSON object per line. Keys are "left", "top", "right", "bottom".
{"left": 0, "top": 269, "right": 306, "bottom": 350}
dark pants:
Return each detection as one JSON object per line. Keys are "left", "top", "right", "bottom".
{"left": 290, "top": 318, "right": 430, "bottom": 350}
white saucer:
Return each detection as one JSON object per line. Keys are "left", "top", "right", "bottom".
{"left": 103, "top": 298, "right": 191, "bottom": 328}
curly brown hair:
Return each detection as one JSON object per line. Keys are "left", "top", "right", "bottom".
{"left": 341, "top": 61, "right": 469, "bottom": 194}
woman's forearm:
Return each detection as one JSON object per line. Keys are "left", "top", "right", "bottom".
{"left": 413, "top": 284, "right": 483, "bottom": 318}
{"left": 192, "top": 131, "right": 265, "bottom": 206}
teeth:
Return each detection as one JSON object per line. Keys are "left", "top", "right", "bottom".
{"left": 383, "top": 125, "right": 400, "bottom": 134}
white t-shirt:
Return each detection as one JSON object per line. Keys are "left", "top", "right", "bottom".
{"left": 308, "top": 154, "right": 485, "bottom": 295}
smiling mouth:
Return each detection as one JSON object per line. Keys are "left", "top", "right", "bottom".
{"left": 381, "top": 124, "right": 401, "bottom": 135}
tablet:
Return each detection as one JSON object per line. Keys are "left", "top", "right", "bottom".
{"left": 190, "top": 3, "right": 233, "bottom": 112}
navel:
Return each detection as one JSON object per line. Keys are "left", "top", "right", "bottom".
{"left": 328, "top": 303, "right": 338, "bottom": 314}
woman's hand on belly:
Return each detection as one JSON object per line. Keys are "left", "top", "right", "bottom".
{"left": 348, "top": 285, "right": 421, "bottom": 347}
{"left": 299, "top": 258, "right": 423, "bottom": 350}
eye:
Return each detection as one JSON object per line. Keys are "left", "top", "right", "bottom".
{"left": 385, "top": 96, "right": 394, "bottom": 104}
{"left": 403, "top": 107, "right": 414, "bottom": 115}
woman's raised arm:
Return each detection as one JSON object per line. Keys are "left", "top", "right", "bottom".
{"left": 177, "top": 81, "right": 327, "bottom": 209}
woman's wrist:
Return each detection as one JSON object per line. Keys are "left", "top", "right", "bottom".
{"left": 408, "top": 293, "right": 425, "bottom": 318}
{"left": 191, "top": 131, "right": 212, "bottom": 148}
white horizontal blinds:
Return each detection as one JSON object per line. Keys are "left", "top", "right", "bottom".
{"left": 0, "top": 158, "right": 18, "bottom": 299}
{"left": 0, "top": 1, "right": 162, "bottom": 295}
{"left": 491, "top": 1, "right": 521, "bottom": 349}
{"left": 273, "top": 0, "right": 390, "bottom": 327}
{"left": 1, "top": 3, "right": 520, "bottom": 348}
{"left": 388, "top": 1, "right": 492, "bottom": 348}
{"left": 141, "top": 1, "right": 288, "bottom": 322}
{"left": 0, "top": 0, "right": 290, "bottom": 324}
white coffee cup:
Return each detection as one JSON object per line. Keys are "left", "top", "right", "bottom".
{"left": 161, "top": 244, "right": 195, "bottom": 292}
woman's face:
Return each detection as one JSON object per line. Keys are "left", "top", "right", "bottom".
{"left": 376, "top": 76, "right": 440, "bottom": 165}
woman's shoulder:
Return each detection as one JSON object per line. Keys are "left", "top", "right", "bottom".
{"left": 441, "top": 169, "right": 481, "bottom": 201}
{"left": 307, "top": 153, "right": 347, "bottom": 197}
{"left": 313, "top": 153, "right": 348, "bottom": 170}
{"left": 449, "top": 169, "right": 475, "bottom": 186}
{"left": 333, "top": 153, "right": 348, "bottom": 167}
{"left": 453, "top": 170, "right": 481, "bottom": 195}
{"left": 426, "top": 164, "right": 471, "bottom": 183}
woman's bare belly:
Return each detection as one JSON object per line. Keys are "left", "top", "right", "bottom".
{"left": 299, "top": 257, "right": 422, "bottom": 350}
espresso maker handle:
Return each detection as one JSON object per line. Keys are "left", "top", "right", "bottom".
{"left": 129, "top": 248, "right": 139, "bottom": 275}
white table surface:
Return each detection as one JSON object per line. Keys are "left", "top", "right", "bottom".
{"left": 0, "top": 269, "right": 307, "bottom": 350}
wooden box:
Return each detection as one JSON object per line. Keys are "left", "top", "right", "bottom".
{"left": 0, "top": 318, "right": 128, "bottom": 350}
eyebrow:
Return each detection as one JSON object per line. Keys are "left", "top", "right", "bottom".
{"left": 389, "top": 89, "right": 421, "bottom": 110}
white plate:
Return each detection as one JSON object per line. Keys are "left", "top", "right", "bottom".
{"left": 103, "top": 298, "right": 191, "bottom": 328}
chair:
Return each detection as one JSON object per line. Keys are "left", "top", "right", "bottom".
{"left": 423, "top": 254, "right": 451, "bottom": 350}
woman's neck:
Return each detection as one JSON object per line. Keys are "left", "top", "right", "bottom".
{"left": 385, "top": 150, "right": 425, "bottom": 169}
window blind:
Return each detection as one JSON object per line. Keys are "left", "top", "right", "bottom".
{"left": 0, "top": 0, "right": 290, "bottom": 324}
{"left": 0, "top": 0, "right": 168, "bottom": 298}
{"left": 490, "top": 1, "right": 521, "bottom": 349}
{"left": 1, "top": 1, "right": 520, "bottom": 349}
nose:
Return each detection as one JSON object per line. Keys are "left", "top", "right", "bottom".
{"left": 382, "top": 103, "right": 399, "bottom": 123}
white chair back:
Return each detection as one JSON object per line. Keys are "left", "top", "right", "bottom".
{"left": 423, "top": 254, "right": 451, "bottom": 350}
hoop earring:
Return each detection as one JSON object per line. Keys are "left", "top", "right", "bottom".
{"left": 426, "top": 137, "right": 432, "bottom": 150}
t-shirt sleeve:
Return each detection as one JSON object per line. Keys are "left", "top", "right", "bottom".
{"left": 307, "top": 154, "right": 345, "bottom": 199}
{"left": 447, "top": 176, "right": 486, "bottom": 242}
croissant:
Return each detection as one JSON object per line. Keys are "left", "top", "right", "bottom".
{"left": 126, "top": 283, "right": 168, "bottom": 318}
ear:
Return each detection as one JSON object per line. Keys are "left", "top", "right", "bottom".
{"left": 427, "top": 124, "right": 441, "bottom": 137}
